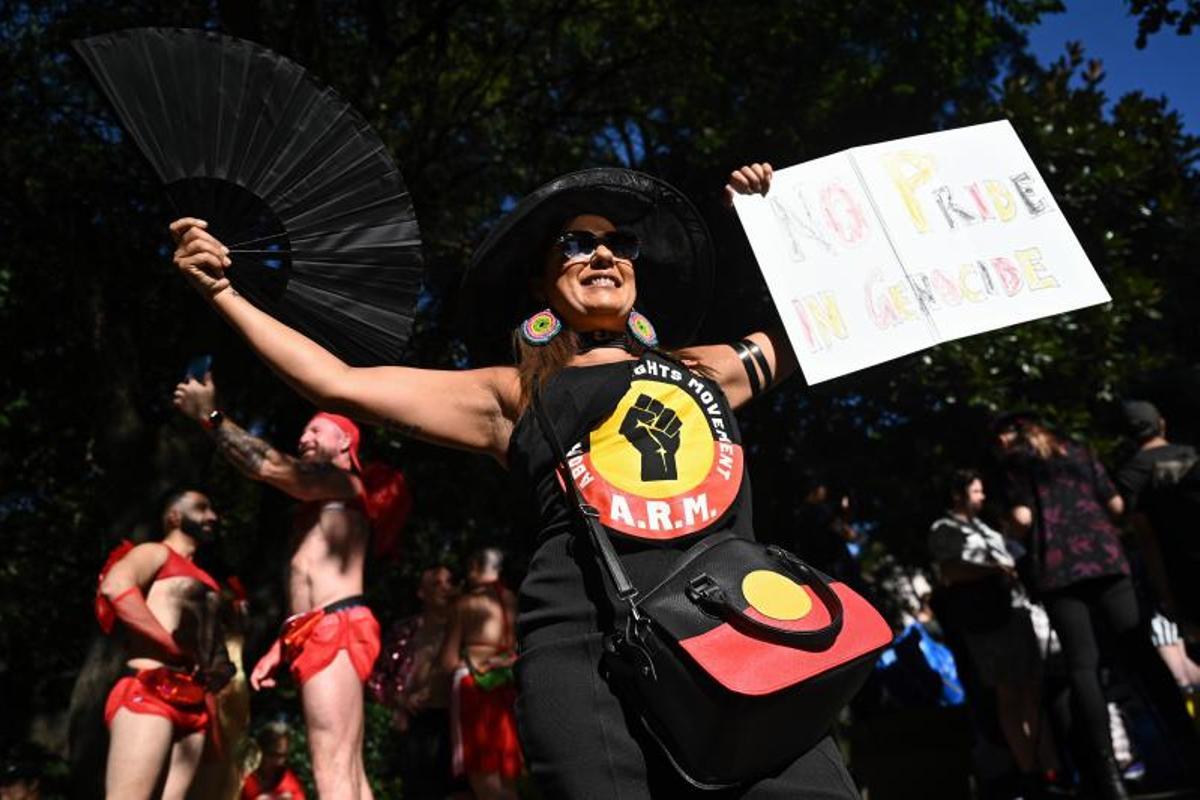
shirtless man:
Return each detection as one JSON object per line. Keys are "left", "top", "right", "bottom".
{"left": 440, "top": 548, "right": 522, "bottom": 800}
{"left": 173, "top": 376, "right": 379, "bottom": 800}
{"left": 97, "top": 489, "right": 232, "bottom": 800}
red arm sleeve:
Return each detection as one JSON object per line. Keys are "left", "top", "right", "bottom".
{"left": 110, "top": 585, "right": 185, "bottom": 660}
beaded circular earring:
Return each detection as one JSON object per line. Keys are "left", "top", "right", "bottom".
{"left": 626, "top": 310, "right": 659, "bottom": 348}
{"left": 520, "top": 308, "right": 564, "bottom": 346}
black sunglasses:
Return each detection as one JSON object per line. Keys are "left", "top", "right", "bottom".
{"left": 555, "top": 230, "right": 640, "bottom": 262}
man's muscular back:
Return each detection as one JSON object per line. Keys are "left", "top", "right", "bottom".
{"left": 442, "top": 581, "right": 516, "bottom": 674}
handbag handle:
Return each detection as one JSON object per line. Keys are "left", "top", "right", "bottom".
{"left": 685, "top": 546, "right": 844, "bottom": 650}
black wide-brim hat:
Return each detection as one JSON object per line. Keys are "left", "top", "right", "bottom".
{"left": 461, "top": 168, "right": 714, "bottom": 361}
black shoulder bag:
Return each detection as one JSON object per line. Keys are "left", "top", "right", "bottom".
{"left": 532, "top": 390, "right": 891, "bottom": 789}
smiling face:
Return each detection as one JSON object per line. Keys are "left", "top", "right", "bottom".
{"left": 539, "top": 214, "right": 638, "bottom": 333}
{"left": 297, "top": 415, "right": 350, "bottom": 466}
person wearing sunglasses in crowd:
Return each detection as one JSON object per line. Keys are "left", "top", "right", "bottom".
{"left": 167, "top": 163, "right": 861, "bottom": 798}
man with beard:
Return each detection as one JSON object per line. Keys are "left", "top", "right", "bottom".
{"left": 97, "top": 488, "right": 233, "bottom": 800}
{"left": 174, "top": 375, "right": 380, "bottom": 800}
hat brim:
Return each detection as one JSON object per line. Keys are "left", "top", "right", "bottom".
{"left": 460, "top": 168, "right": 714, "bottom": 362}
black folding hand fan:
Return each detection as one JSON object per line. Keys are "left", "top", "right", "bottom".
{"left": 74, "top": 27, "right": 421, "bottom": 366}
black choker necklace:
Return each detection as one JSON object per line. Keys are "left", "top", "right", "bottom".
{"left": 578, "top": 330, "right": 633, "bottom": 353}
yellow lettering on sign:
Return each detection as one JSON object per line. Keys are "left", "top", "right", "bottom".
{"left": 804, "top": 292, "right": 850, "bottom": 347}
{"left": 985, "top": 179, "right": 1017, "bottom": 222}
{"left": 1016, "top": 247, "right": 1058, "bottom": 290}
{"left": 959, "top": 264, "right": 984, "bottom": 303}
{"left": 888, "top": 284, "right": 916, "bottom": 321}
{"left": 882, "top": 151, "right": 937, "bottom": 234}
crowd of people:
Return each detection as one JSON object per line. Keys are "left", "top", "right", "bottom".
{"left": 914, "top": 404, "right": 1200, "bottom": 799}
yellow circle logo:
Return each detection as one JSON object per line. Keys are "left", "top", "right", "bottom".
{"left": 742, "top": 570, "right": 813, "bottom": 621}
{"left": 588, "top": 381, "right": 713, "bottom": 499}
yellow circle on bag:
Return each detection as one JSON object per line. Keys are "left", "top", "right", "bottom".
{"left": 741, "top": 570, "right": 812, "bottom": 621}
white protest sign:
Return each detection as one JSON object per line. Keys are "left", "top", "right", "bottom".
{"left": 733, "top": 120, "right": 1111, "bottom": 384}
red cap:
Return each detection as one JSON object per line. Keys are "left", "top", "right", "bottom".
{"left": 311, "top": 412, "right": 362, "bottom": 473}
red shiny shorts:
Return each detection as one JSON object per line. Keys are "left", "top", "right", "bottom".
{"left": 104, "top": 669, "right": 209, "bottom": 736}
{"left": 286, "top": 605, "right": 381, "bottom": 687}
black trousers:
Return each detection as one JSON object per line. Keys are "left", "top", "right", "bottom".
{"left": 516, "top": 631, "right": 860, "bottom": 799}
{"left": 1042, "top": 574, "right": 1198, "bottom": 776}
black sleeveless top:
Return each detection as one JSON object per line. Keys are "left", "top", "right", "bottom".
{"left": 508, "top": 351, "right": 754, "bottom": 652}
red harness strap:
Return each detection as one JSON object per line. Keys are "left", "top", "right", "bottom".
{"left": 155, "top": 548, "right": 221, "bottom": 593}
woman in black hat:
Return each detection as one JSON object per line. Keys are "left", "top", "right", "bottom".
{"left": 169, "top": 164, "right": 860, "bottom": 798}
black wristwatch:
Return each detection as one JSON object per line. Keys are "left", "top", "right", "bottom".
{"left": 204, "top": 409, "right": 225, "bottom": 430}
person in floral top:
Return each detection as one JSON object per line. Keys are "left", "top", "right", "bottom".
{"left": 997, "top": 413, "right": 1198, "bottom": 798}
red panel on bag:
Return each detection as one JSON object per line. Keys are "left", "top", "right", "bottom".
{"left": 678, "top": 582, "right": 891, "bottom": 696}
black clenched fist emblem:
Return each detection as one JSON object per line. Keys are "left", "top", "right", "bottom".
{"left": 619, "top": 393, "right": 683, "bottom": 481}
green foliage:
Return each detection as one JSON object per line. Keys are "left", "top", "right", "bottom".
{"left": 1126, "top": 0, "right": 1200, "bottom": 47}
{"left": 1, "top": 0, "right": 1197, "bottom": 781}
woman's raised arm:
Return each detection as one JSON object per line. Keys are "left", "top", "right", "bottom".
{"left": 683, "top": 162, "right": 800, "bottom": 408}
{"left": 170, "top": 218, "right": 520, "bottom": 461}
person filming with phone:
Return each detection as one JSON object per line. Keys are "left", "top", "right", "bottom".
{"left": 173, "top": 372, "right": 381, "bottom": 800}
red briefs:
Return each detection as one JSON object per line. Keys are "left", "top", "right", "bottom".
{"left": 104, "top": 669, "right": 209, "bottom": 736}
{"left": 452, "top": 670, "right": 524, "bottom": 780}
{"left": 286, "top": 605, "right": 381, "bottom": 687}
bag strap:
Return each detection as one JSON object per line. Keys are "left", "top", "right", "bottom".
{"left": 685, "top": 546, "right": 844, "bottom": 649}
{"left": 530, "top": 388, "right": 641, "bottom": 611}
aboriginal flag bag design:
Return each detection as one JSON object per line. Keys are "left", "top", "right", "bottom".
{"left": 532, "top": 391, "right": 891, "bottom": 789}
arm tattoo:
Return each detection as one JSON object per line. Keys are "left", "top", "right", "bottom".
{"left": 213, "top": 422, "right": 274, "bottom": 478}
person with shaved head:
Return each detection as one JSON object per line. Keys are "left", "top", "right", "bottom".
{"left": 174, "top": 374, "right": 381, "bottom": 800}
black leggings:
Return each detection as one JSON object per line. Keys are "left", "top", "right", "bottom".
{"left": 1042, "top": 575, "right": 1197, "bottom": 769}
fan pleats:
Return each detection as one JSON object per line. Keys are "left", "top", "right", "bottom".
{"left": 75, "top": 27, "right": 422, "bottom": 367}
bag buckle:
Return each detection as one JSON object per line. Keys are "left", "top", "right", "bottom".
{"left": 580, "top": 503, "right": 601, "bottom": 519}
{"left": 685, "top": 573, "right": 725, "bottom": 612}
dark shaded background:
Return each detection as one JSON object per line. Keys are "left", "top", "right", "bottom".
{"left": 1, "top": 0, "right": 1198, "bottom": 795}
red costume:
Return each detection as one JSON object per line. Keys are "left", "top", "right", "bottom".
{"left": 104, "top": 668, "right": 210, "bottom": 735}
{"left": 449, "top": 581, "right": 522, "bottom": 779}
{"left": 281, "top": 601, "right": 381, "bottom": 686}
{"left": 451, "top": 669, "right": 524, "bottom": 780}
{"left": 97, "top": 542, "right": 222, "bottom": 736}
{"left": 241, "top": 767, "right": 307, "bottom": 799}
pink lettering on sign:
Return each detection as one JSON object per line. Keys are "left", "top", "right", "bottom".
{"left": 865, "top": 272, "right": 901, "bottom": 330}
{"left": 820, "top": 183, "right": 868, "bottom": 245}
